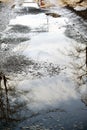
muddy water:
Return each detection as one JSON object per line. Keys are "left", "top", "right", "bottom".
{"left": 0, "top": 2, "right": 87, "bottom": 130}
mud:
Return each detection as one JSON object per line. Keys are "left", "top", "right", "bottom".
{"left": 16, "top": 7, "right": 48, "bottom": 15}
{"left": 1, "top": 54, "right": 61, "bottom": 78}
{"left": 9, "top": 24, "right": 31, "bottom": 33}
{"left": 0, "top": 37, "right": 30, "bottom": 44}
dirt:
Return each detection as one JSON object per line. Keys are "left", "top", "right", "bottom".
{"left": 58, "top": 0, "right": 87, "bottom": 7}
{"left": 66, "top": 6, "right": 87, "bottom": 19}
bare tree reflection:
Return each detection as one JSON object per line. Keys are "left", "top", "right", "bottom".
{"left": 0, "top": 72, "right": 28, "bottom": 129}
{"left": 69, "top": 43, "right": 87, "bottom": 87}
{"left": 0, "top": 72, "right": 10, "bottom": 122}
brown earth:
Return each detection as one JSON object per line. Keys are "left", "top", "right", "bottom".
{"left": 57, "top": 0, "right": 87, "bottom": 7}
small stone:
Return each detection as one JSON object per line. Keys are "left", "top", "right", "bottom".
{"left": 61, "top": 127, "right": 65, "bottom": 130}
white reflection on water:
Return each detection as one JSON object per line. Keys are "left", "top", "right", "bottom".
{"left": 17, "top": 76, "right": 80, "bottom": 111}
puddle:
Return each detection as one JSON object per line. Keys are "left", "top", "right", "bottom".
{"left": 0, "top": 2, "right": 87, "bottom": 130}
